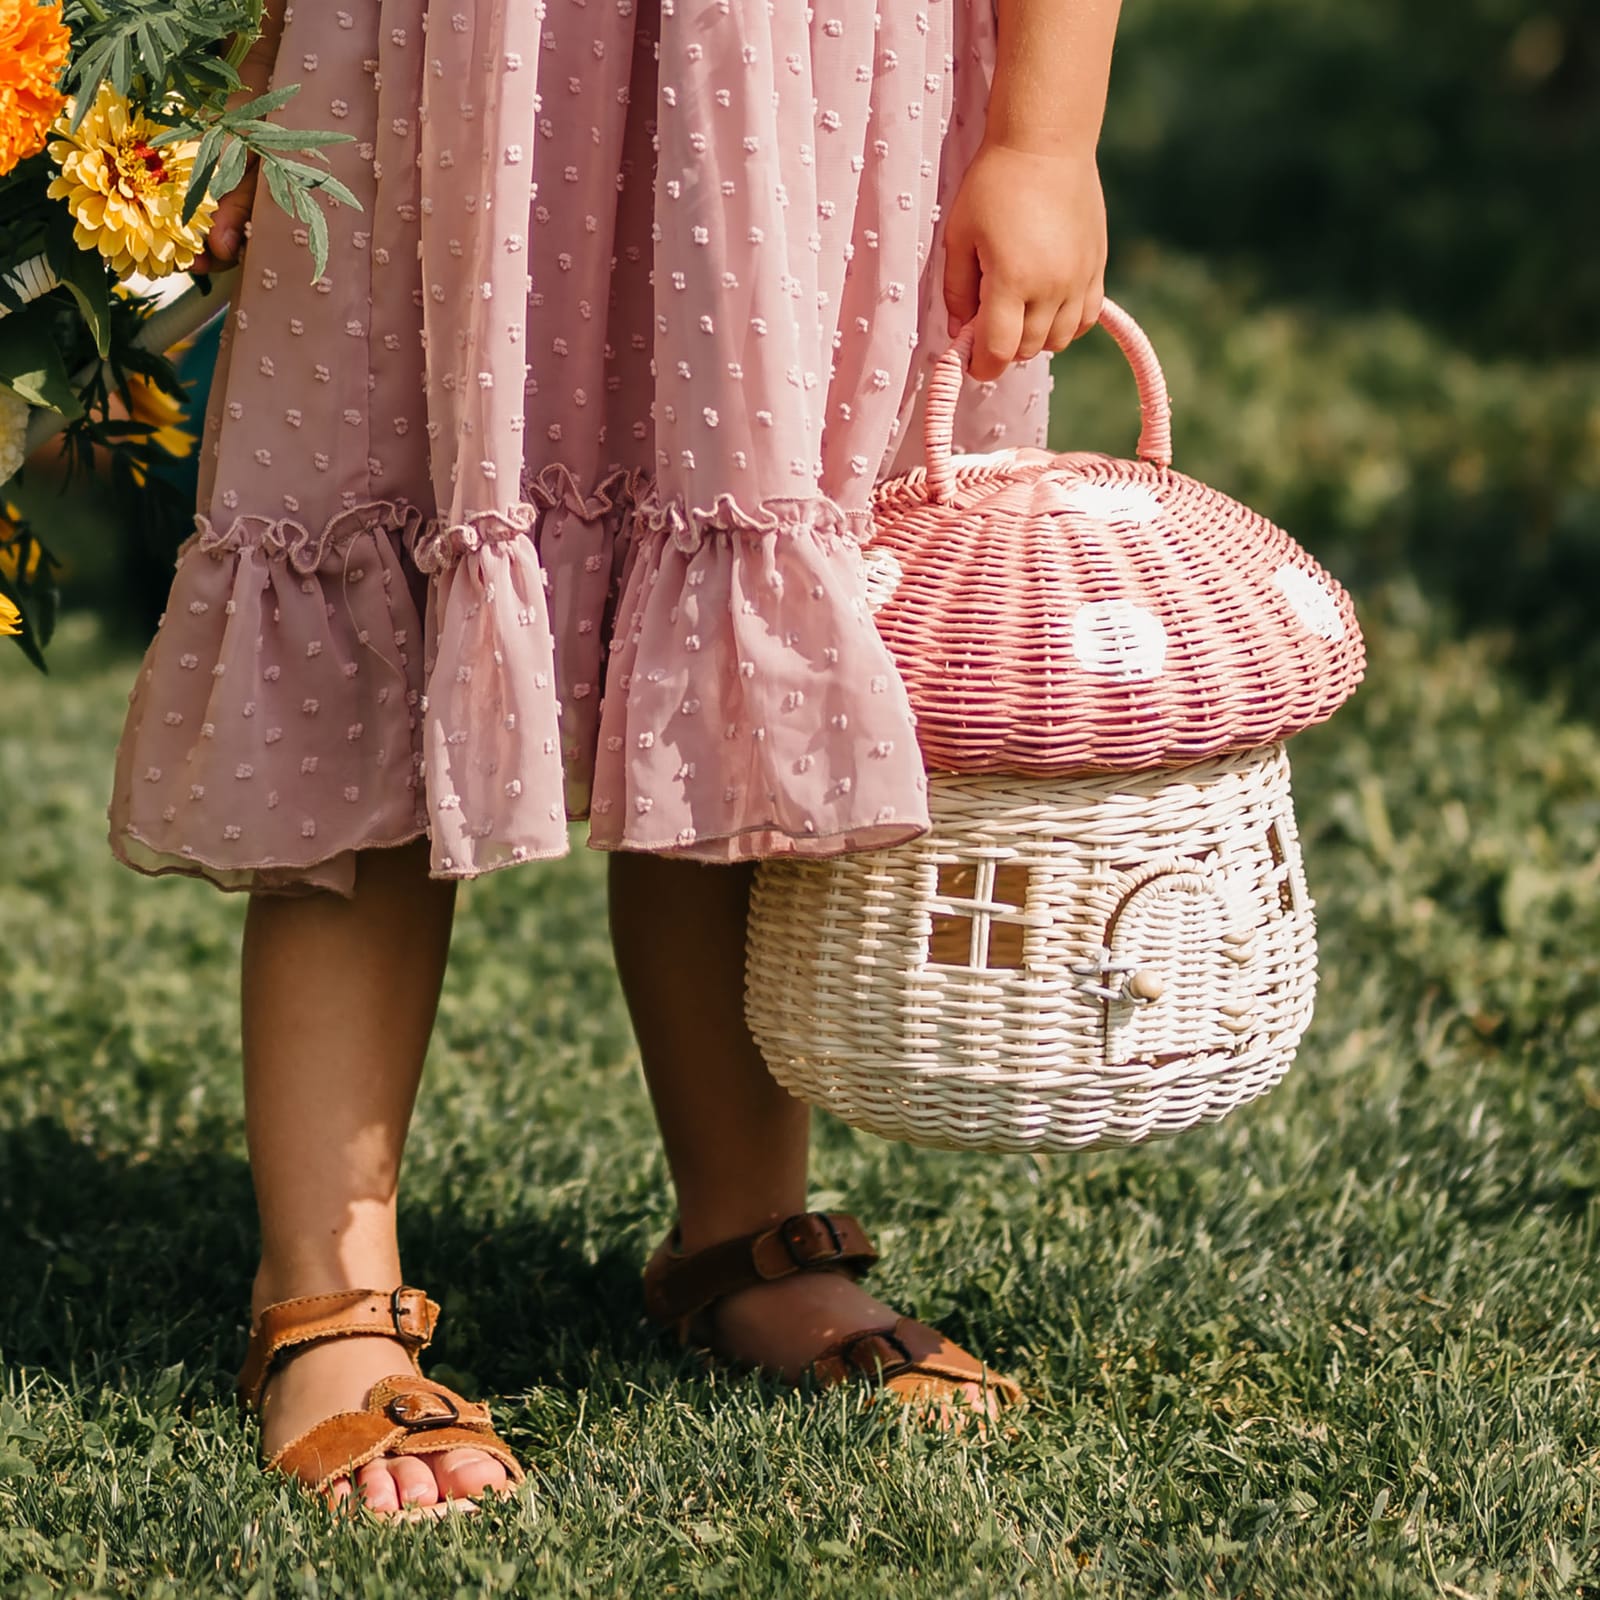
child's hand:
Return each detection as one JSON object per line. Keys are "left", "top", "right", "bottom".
{"left": 190, "top": 9, "right": 284, "bottom": 275}
{"left": 942, "top": 140, "right": 1108, "bottom": 382}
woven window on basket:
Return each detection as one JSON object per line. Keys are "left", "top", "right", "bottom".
{"left": 928, "top": 860, "right": 1032, "bottom": 970}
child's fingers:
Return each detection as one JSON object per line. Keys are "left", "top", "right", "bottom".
{"left": 191, "top": 158, "right": 261, "bottom": 275}
{"left": 942, "top": 234, "right": 981, "bottom": 340}
{"left": 1076, "top": 276, "right": 1106, "bottom": 339}
{"left": 1045, "top": 299, "right": 1085, "bottom": 354}
{"left": 1015, "top": 298, "right": 1061, "bottom": 364}
{"left": 1044, "top": 276, "right": 1108, "bottom": 353}
{"left": 969, "top": 294, "right": 1024, "bottom": 382}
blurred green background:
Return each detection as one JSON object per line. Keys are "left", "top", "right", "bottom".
{"left": 1067, "top": 0, "right": 1599, "bottom": 713}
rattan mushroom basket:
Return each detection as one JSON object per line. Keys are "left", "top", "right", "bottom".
{"left": 744, "top": 301, "right": 1366, "bottom": 1153}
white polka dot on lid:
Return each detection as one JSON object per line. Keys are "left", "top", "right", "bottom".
{"left": 1068, "top": 601, "right": 1168, "bottom": 681}
{"left": 944, "top": 447, "right": 1021, "bottom": 475}
{"left": 1274, "top": 563, "right": 1346, "bottom": 642}
{"left": 1054, "top": 479, "right": 1162, "bottom": 528}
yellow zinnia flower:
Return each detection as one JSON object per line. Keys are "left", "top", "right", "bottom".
{"left": 47, "top": 84, "right": 218, "bottom": 279}
{"left": 0, "top": 508, "right": 23, "bottom": 635}
{"left": 0, "top": 506, "right": 47, "bottom": 588}
{"left": 0, "top": 0, "right": 70, "bottom": 178}
{"left": 124, "top": 370, "right": 195, "bottom": 483}
{"left": 0, "top": 533, "right": 40, "bottom": 586}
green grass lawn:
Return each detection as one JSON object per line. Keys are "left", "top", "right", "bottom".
{"left": 4, "top": 265, "right": 1600, "bottom": 1597}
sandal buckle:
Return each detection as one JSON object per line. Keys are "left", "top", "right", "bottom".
{"left": 779, "top": 1212, "right": 845, "bottom": 1268}
{"left": 389, "top": 1287, "right": 427, "bottom": 1342}
{"left": 839, "top": 1329, "right": 915, "bottom": 1381}
{"left": 384, "top": 1391, "right": 460, "bottom": 1433}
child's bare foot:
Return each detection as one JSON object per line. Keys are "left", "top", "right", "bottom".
{"left": 255, "top": 1333, "right": 512, "bottom": 1512}
{"left": 705, "top": 1272, "right": 1004, "bottom": 1424}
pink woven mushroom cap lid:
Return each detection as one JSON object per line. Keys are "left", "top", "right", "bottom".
{"left": 866, "top": 301, "right": 1366, "bottom": 777}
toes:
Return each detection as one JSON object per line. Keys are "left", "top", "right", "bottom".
{"left": 387, "top": 1454, "right": 442, "bottom": 1508}
{"left": 948, "top": 1381, "right": 1002, "bottom": 1426}
{"left": 894, "top": 1380, "right": 1000, "bottom": 1432}
{"left": 432, "top": 1448, "right": 509, "bottom": 1503}
{"left": 354, "top": 1460, "right": 402, "bottom": 1515}
{"left": 966, "top": 1381, "right": 1002, "bottom": 1418}
{"left": 946, "top": 1384, "right": 994, "bottom": 1430}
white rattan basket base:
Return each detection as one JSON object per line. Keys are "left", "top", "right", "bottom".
{"left": 746, "top": 745, "right": 1317, "bottom": 1153}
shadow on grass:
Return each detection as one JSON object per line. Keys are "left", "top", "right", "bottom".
{"left": 0, "top": 1117, "right": 652, "bottom": 1404}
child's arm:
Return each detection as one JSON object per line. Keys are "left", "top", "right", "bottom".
{"left": 944, "top": 0, "right": 1122, "bottom": 380}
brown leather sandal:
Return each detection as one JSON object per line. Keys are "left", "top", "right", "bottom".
{"left": 237, "top": 1287, "right": 525, "bottom": 1514}
{"left": 642, "top": 1212, "right": 1024, "bottom": 1418}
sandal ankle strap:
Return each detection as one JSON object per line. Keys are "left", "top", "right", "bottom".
{"left": 643, "top": 1212, "right": 878, "bottom": 1334}
{"left": 236, "top": 1287, "right": 439, "bottom": 1411}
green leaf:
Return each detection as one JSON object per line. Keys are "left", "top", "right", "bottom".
{"left": 67, "top": 43, "right": 113, "bottom": 121}
{"left": 0, "top": 314, "right": 82, "bottom": 419}
{"left": 148, "top": 119, "right": 206, "bottom": 148}
{"left": 304, "top": 200, "right": 330, "bottom": 282}
{"left": 224, "top": 85, "right": 302, "bottom": 121}
{"left": 43, "top": 208, "right": 113, "bottom": 358}
{"left": 134, "top": 21, "right": 164, "bottom": 79}
{"left": 151, "top": 13, "right": 183, "bottom": 53}
{"left": 110, "top": 34, "right": 132, "bottom": 97}
{"left": 0, "top": 152, "right": 55, "bottom": 224}
{"left": 180, "top": 58, "right": 235, "bottom": 98}
{"left": 211, "top": 139, "right": 250, "bottom": 202}
{"left": 233, "top": 123, "right": 343, "bottom": 152}
{"left": 305, "top": 171, "right": 360, "bottom": 212}
{"left": 271, "top": 158, "right": 360, "bottom": 213}
{"left": 182, "top": 125, "right": 224, "bottom": 223}
{"left": 259, "top": 156, "right": 294, "bottom": 220}
{"left": 267, "top": 129, "right": 353, "bottom": 151}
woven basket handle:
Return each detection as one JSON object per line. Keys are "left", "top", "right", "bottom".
{"left": 924, "top": 297, "right": 1173, "bottom": 504}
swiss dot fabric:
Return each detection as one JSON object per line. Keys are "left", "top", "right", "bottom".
{"left": 108, "top": 0, "right": 1050, "bottom": 895}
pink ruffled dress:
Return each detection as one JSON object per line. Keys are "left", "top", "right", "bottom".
{"left": 108, "top": 0, "right": 1050, "bottom": 895}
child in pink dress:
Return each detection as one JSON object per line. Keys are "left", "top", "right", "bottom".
{"left": 109, "top": 0, "right": 1120, "bottom": 1513}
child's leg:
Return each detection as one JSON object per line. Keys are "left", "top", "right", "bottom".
{"left": 608, "top": 854, "right": 990, "bottom": 1407}
{"left": 243, "top": 837, "right": 510, "bottom": 1511}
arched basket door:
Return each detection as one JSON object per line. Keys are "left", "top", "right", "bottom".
{"left": 1096, "top": 862, "right": 1255, "bottom": 1071}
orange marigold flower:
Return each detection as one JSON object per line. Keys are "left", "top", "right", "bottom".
{"left": 0, "top": 0, "right": 71, "bottom": 178}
